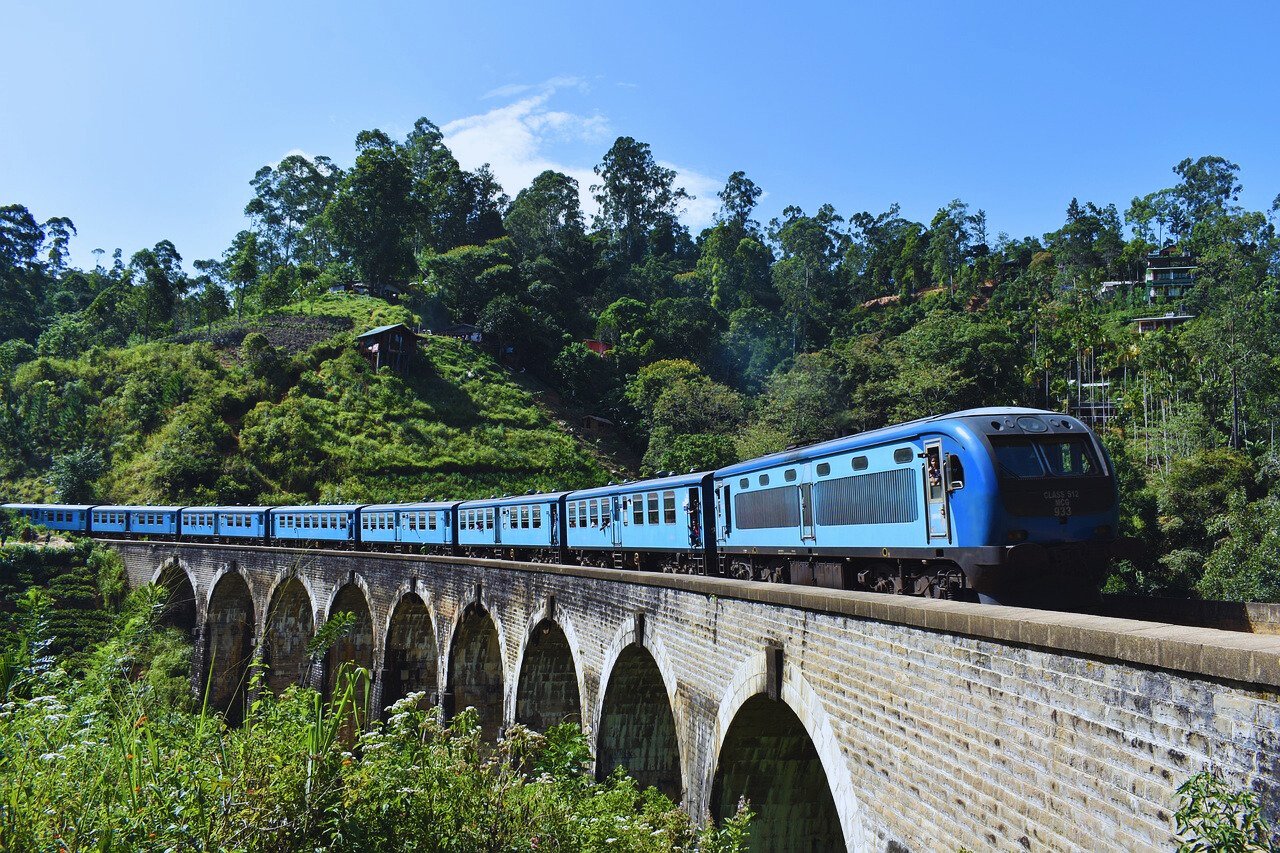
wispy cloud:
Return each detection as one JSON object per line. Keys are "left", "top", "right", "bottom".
{"left": 481, "top": 75, "right": 588, "bottom": 100}
{"left": 443, "top": 78, "right": 721, "bottom": 229}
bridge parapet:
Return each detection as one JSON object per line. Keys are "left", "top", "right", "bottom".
{"left": 109, "top": 541, "right": 1280, "bottom": 852}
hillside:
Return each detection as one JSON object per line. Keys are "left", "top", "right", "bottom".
{"left": 0, "top": 295, "right": 616, "bottom": 506}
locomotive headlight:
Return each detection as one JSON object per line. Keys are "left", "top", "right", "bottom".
{"left": 1094, "top": 525, "right": 1112, "bottom": 539}
{"left": 1007, "top": 529, "right": 1028, "bottom": 543}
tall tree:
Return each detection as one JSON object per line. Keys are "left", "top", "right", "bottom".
{"left": 769, "top": 204, "right": 848, "bottom": 351}
{"left": 0, "top": 204, "right": 46, "bottom": 342}
{"left": 715, "top": 170, "right": 763, "bottom": 236}
{"left": 323, "top": 129, "right": 416, "bottom": 288}
{"left": 925, "top": 199, "right": 973, "bottom": 293}
{"left": 129, "top": 240, "right": 188, "bottom": 339}
{"left": 245, "top": 154, "right": 343, "bottom": 268}
{"left": 591, "top": 137, "right": 690, "bottom": 264}
{"left": 504, "top": 170, "right": 586, "bottom": 260}
{"left": 226, "top": 231, "right": 260, "bottom": 321}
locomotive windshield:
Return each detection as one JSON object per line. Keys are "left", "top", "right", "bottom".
{"left": 990, "top": 435, "right": 1101, "bottom": 479}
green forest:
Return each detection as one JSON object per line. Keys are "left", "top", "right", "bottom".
{"left": 3, "top": 121, "right": 1280, "bottom": 602}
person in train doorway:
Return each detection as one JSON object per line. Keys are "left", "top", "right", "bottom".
{"left": 927, "top": 451, "right": 942, "bottom": 489}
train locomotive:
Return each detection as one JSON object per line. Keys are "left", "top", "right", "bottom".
{"left": 3, "top": 407, "right": 1130, "bottom": 605}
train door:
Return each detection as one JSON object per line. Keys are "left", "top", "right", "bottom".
{"left": 799, "top": 482, "right": 816, "bottom": 543}
{"left": 715, "top": 483, "right": 730, "bottom": 545}
{"left": 924, "top": 440, "right": 951, "bottom": 542}
{"left": 494, "top": 507, "right": 502, "bottom": 544}
{"left": 687, "top": 487, "right": 702, "bottom": 548}
{"left": 610, "top": 496, "right": 623, "bottom": 548}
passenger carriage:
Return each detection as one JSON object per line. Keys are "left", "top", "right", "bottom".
{"left": 455, "top": 493, "right": 568, "bottom": 562}
{"left": 3, "top": 504, "right": 92, "bottom": 534}
{"left": 88, "top": 506, "right": 184, "bottom": 539}
{"left": 564, "top": 473, "right": 715, "bottom": 572}
{"left": 270, "top": 505, "right": 361, "bottom": 546}
{"left": 180, "top": 507, "right": 271, "bottom": 542}
{"left": 89, "top": 507, "right": 129, "bottom": 536}
{"left": 358, "top": 501, "right": 455, "bottom": 552}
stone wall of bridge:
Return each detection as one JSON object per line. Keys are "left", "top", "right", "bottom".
{"left": 108, "top": 541, "right": 1280, "bottom": 853}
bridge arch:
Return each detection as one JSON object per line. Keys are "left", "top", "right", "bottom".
{"left": 443, "top": 597, "right": 509, "bottom": 741}
{"left": 261, "top": 575, "right": 316, "bottom": 695}
{"left": 204, "top": 568, "right": 255, "bottom": 725}
{"left": 511, "top": 604, "right": 584, "bottom": 732}
{"left": 708, "top": 651, "right": 865, "bottom": 851}
{"left": 321, "top": 578, "right": 375, "bottom": 701}
{"left": 380, "top": 590, "right": 439, "bottom": 714}
{"left": 152, "top": 558, "right": 199, "bottom": 637}
{"left": 595, "top": 621, "right": 684, "bottom": 803}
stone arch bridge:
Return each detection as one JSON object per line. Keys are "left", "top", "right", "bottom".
{"left": 107, "top": 541, "right": 1280, "bottom": 852}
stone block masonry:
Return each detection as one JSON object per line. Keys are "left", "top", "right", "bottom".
{"left": 108, "top": 541, "right": 1280, "bottom": 852}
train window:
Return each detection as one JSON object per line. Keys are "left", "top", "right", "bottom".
{"left": 739, "top": 478, "right": 749, "bottom": 489}
{"left": 588, "top": 501, "right": 599, "bottom": 527}
{"left": 663, "top": 491, "right": 676, "bottom": 524}
{"left": 568, "top": 503, "right": 577, "bottom": 528}
{"left": 759, "top": 474, "right": 770, "bottom": 486}
{"left": 428, "top": 513, "right": 438, "bottom": 531}
{"left": 339, "top": 515, "right": 348, "bottom": 529}
{"left": 521, "top": 506, "right": 531, "bottom": 529}
{"left": 486, "top": 509, "right": 494, "bottom": 530}
{"left": 893, "top": 448, "right": 912, "bottom": 464}
{"left": 361, "top": 515, "right": 369, "bottom": 530}
{"left": 532, "top": 506, "right": 542, "bottom": 528}
{"left": 632, "top": 496, "right": 644, "bottom": 525}
{"left": 852, "top": 456, "right": 868, "bottom": 471}
{"left": 784, "top": 469, "right": 797, "bottom": 482}
{"left": 816, "top": 462, "right": 831, "bottom": 477}
{"left": 648, "top": 492, "right": 660, "bottom": 525}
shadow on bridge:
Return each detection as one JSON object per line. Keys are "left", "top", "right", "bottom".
{"left": 597, "top": 644, "right": 682, "bottom": 802}
{"left": 382, "top": 592, "right": 438, "bottom": 713}
{"left": 515, "top": 618, "right": 581, "bottom": 731}
{"left": 446, "top": 602, "right": 505, "bottom": 740}
{"left": 712, "top": 694, "right": 843, "bottom": 851}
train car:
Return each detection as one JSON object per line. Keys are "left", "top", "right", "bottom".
{"left": 270, "top": 505, "right": 361, "bottom": 546}
{"left": 91, "top": 506, "right": 184, "bottom": 538}
{"left": 90, "top": 506, "right": 129, "bottom": 536}
{"left": 456, "top": 493, "right": 568, "bottom": 562}
{"left": 565, "top": 473, "right": 715, "bottom": 572}
{"left": 180, "top": 507, "right": 272, "bottom": 542}
{"left": 359, "top": 501, "right": 456, "bottom": 552}
{"left": 3, "top": 504, "right": 93, "bottom": 534}
{"left": 712, "top": 407, "right": 1121, "bottom": 604}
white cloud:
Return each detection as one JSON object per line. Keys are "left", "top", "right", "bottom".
{"left": 660, "top": 160, "right": 721, "bottom": 230}
{"left": 481, "top": 75, "right": 588, "bottom": 100}
{"left": 443, "top": 80, "right": 721, "bottom": 230}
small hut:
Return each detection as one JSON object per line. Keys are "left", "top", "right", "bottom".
{"left": 357, "top": 323, "right": 417, "bottom": 372}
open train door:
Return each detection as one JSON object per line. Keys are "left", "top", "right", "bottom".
{"left": 924, "top": 440, "right": 951, "bottom": 542}
{"left": 610, "top": 495, "right": 623, "bottom": 549}
{"left": 714, "top": 483, "right": 729, "bottom": 546}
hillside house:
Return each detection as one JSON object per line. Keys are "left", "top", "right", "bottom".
{"left": 357, "top": 323, "right": 417, "bottom": 371}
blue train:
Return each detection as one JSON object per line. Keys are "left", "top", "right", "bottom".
{"left": 3, "top": 408, "right": 1130, "bottom": 604}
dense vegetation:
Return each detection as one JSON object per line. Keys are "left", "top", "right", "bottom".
{"left": 0, "top": 542, "right": 750, "bottom": 851}
{"left": 4, "top": 125, "right": 1280, "bottom": 600}
{"left": 0, "top": 294, "right": 611, "bottom": 506}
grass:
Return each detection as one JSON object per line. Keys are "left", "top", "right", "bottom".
{"left": 0, "top": 294, "right": 615, "bottom": 506}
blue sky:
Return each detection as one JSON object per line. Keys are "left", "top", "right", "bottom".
{"left": 2, "top": 1, "right": 1278, "bottom": 269}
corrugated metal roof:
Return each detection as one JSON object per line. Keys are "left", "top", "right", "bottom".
{"left": 357, "top": 323, "right": 412, "bottom": 338}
